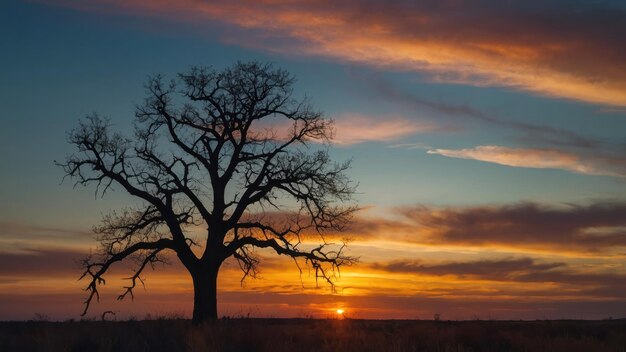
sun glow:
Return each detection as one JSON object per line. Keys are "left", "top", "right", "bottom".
{"left": 336, "top": 309, "right": 345, "bottom": 315}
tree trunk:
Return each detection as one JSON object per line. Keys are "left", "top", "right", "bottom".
{"left": 191, "top": 265, "right": 219, "bottom": 325}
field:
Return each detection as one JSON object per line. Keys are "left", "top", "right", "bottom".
{"left": 1, "top": 318, "right": 625, "bottom": 352}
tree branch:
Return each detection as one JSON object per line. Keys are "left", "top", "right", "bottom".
{"left": 78, "top": 239, "right": 174, "bottom": 316}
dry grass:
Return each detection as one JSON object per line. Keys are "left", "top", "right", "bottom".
{"left": 1, "top": 318, "right": 625, "bottom": 352}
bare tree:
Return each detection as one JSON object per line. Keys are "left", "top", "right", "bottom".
{"left": 58, "top": 62, "right": 357, "bottom": 324}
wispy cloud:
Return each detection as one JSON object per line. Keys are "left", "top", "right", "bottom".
{"left": 363, "top": 76, "right": 601, "bottom": 149}
{"left": 372, "top": 258, "right": 566, "bottom": 280}
{"left": 0, "top": 222, "right": 93, "bottom": 254}
{"left": 400, "top": 202, "right": 626, "bottom": 252}
{"left": 0, "top": 248, "right": 85, "bottom": 276}
{"left": 387, "top": 143, "right": 432, "bottom": 150}
{"left": 335, "top": 201, "right": 626, "bottom": 254}
{"left": 427, "top": 145, "right": 626, "bottom": 177}
{"left": 371, "top": 257, "right": 626, "bottom": 301}
{"left": 333, "top": 113, "right": 436, "bottom": 145}
{"left": 36, "top": 0, "right": 626, "bottom": 106}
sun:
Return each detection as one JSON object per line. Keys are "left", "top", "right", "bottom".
{"left": 336, "top": 309, "right": 345, "bottom": 315}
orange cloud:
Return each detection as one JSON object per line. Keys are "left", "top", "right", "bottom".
{"left": 427, "top": 145, "right": 626, "bottom": 177}
{"left": 332, "top": 113, "right": 436, "bottom": 145}
{"left": 34, "top": 0, "right": 626, "bottom": 106}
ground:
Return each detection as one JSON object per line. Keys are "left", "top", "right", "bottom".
{"left": 1, "top": 318, "right": 625, "bottom": 351}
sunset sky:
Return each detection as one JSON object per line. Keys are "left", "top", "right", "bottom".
{"left": 1, "top": 0, "right": 626, "bottom": 321}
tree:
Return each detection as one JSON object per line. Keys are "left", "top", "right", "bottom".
{"left": 58, "top": 62, "right": 357, "bottom": 324}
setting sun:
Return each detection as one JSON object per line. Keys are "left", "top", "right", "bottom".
{"left": 336, "top": 309, "right": 345, "bottom": 315}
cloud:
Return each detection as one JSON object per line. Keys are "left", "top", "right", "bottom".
{"left": 0, "top": 222, "right": 94, "bottom": 254}
{"left": 332, "top": 201, "right": 626, "bottom": 254}
{"left": 371, "top": 256, "right": 626, "bottom": 297}
{"left": 35, "top": 0, "right": 626, "bottom": 106}
{"left": 244, "top": 111, "right": 431, "bottom": 146}
{"left": 0, "top": 248, "right": 85, "bottom": 276}
{"left": 0, "top": 222, "right": 91, "bottom": 241}
{"left": 387, "top": 143, "right": 432, "bottom": 150}
{"left": 427, "top": 145, "right": 626, "bottom": 177}
{"left": 363, "top": 76, "right": 601, "bottom": 150}
{"left": 372, "top": 258, "right": 566, "bottom": 280}
{"left": 401, "top": 202, "right": 626, "bottom": 252}
{"left": 332, "top": 113, "right": 436, "bottom": 145}
{"left": 370, "top": 257, "right": 626, "bottom": 303}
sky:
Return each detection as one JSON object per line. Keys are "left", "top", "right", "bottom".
{"left": 1, "top": 0, "right": 626, "bottom": 320}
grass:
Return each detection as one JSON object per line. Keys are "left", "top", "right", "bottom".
{"left": 1, "top": 318, "right": 625, "bottom": 351}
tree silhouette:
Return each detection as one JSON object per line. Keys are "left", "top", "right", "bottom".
{"left": 58, "top": 62, "right": 357, "bottom": 324}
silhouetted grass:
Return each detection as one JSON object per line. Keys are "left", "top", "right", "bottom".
{"left": 1, "top": 318, "right": 625, "bottom": 351}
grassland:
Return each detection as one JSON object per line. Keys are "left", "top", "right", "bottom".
{"left": 1, "top": 318, "right": 625, "bottom": 352}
